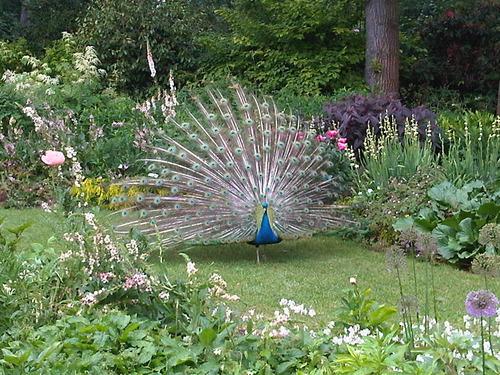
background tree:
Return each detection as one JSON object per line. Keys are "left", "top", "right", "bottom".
{"left": 201, "top": 0, "right": 365, "bottom": 96}
{"left": 364, "top": 0, "right": 400, "bottom": 96}
{"left": 77, "top": 0, "right": 224, "bottom": 94}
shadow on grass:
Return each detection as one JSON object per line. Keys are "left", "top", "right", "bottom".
{"left": 154, "top": 235, "right": 354, "bottom": 265}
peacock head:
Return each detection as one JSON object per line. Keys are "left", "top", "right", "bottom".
{"left": 262, "top": 202, "right": 269, "bottom": 209}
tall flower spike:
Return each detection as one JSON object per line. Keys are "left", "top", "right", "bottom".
{"left": 146, "top": 40, "right": 156, "bottom": 79}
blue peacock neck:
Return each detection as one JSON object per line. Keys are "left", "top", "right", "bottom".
{"left": 254, "top": 203, "right": 280, "bottom": 245}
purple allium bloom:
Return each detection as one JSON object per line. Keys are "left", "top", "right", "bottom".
{"left": 465, "top": 290, "right": 498, "bottom": 318}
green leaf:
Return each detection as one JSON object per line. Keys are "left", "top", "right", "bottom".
{"left": 7, "top": 221, "right": 32, "bottom": 236}
{"left": 392, "top": 217, "right": 414, "bottom": 232}
{"left": 199, "top": 327, "right": 217, "bottom": 347}
{"left": 477, "top": 202, "right": 500, "bottom": 220}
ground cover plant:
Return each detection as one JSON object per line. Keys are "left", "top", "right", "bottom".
{"left": 0, "top": 209, "right": 498, "bottom": 374}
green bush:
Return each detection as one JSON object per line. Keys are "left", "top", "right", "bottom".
{"left": 200, "top": 0, "right": 365, "bottom": 96}
{"left": 77, "top": 0, "right": 216, "bottom": 93}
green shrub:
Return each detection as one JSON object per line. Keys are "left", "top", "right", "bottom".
{"left": 77, "top": 0, "right": 215, "bottom": 93}
{"left": 201, "top": 0, "right": 365, "bottom": 96}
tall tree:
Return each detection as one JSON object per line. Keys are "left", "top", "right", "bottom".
{"left": 365, "top": 0, "right": 400, "bottom": 96}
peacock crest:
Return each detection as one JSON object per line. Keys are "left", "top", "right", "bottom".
{"left": 114, "top": 84, "right": 350, "bottom": 248}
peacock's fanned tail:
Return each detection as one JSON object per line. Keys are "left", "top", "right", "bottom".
{"left": 114, "top": 84, "right": 350, "bottom": 246}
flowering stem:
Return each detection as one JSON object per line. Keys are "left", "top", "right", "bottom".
{"left": 410, "top": 247, "right": 420, "bottom": 322}
{"left": 430, "top": 258, "right": 438, "bottom": 323}
{"left": 424, "top": 261, "right": 430, "bottom": 335}
{"left": 480, "top": 316, "right": 485, "bottom": 375}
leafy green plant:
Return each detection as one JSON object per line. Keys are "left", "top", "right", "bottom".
{"left": 201, "top": 0, "right": 365, "bottom": 96}
{"left": 335, "top": 285, "right": 397, "bottom": 333}
{"left": 395, "top": 180, "right": 500, "bottom": 265}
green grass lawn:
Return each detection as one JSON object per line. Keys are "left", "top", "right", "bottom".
{"left": 1, "top": 208, "right": 498, "bottom": 326}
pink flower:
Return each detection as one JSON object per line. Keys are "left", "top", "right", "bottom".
{"left": 315, "top": 134, "right": 327, "bottom": 142}
{"left": 41, "top": 150, "right": 65, "bottom": 166}
{"left": 297, "top": 131, "right": 305, "bottom": 141}
{"left": 325, "top": 130, "right": 338, "bottom": 139}
{"left": 337, "top": 138, "right": 348, "bottom": 151}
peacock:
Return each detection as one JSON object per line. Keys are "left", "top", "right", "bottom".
{"left": 114, "top": 84, "right": 351, "bottom": 261}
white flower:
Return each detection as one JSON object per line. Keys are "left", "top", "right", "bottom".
{"left": 349, "top": 277, "right": 357, "bottom": 285}
{"left": 213, "top": 348, "right": 222, "bottom": 356}
{"left": 186, "top": 261, "right": 198, "bottom": 276}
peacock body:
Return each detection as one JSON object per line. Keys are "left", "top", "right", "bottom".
{"left": 115, "top": 85, "right": 349, "bottom": 249}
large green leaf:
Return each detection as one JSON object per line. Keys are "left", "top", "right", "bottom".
{"left": 199, "top": 327, "right": 217, "bottom": 347}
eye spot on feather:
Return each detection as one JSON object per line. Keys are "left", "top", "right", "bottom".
{"left": 192, "top": 163, "right": 201, "bottom": 171}
{"left": 171, "top": 186, "right": 179, "bottom": 194}
{"left": 189, "top": 133, "right": 198, "bottom": 140}
{"left": 219, "top": 98, "right": 228, "bottom": 105}
{"left": 234, "top": 147, "right": 243, "bottom": 155}
{"left": 139, "top": 210, "right": 147, "bottom": 218}
{"left": 244, "top": 118, "right": 254, "bottom": 126}
{"left": 222, "top": 113, "right": 231, "bottom": 120}
{"left": 161, "top": 168, "right": 171, "bottom": 176}
{"left": 241, "top": 103, "right": 252, "bottom": 111}
{"left": 207, "top": 113, "right": 217, "bottom": 121}
{"left": 211, "top": 127, "right": 221, "bottom": 135}
{"left": 180, "top": 122, "right": 190, "bottom": 129}
{"left": 154, "top": 197, "right": 161, "bottom": 205}
{"left": 136, "top": 194, "right": 144, "bottom": 203}
{"left": 121, "top": 210, "right": 129, "bottom": 217}
{"left": 167, "top": 146, "right": 176, "bottom": 154}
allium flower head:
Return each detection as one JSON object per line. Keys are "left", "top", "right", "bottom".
{"left": 471, "top": 253, "right": 500, "bottom": 277}
{"left": 385, "top": 246, "right": 407, "bottom": 272}
{"left": 465, "top": 290, "right": 498, "bottom": 318}
{"left": 415, "top": 232, "right": 438, "bottom": 259}
{"left": 478, "top": 223, "right": 500, "bottom": 250}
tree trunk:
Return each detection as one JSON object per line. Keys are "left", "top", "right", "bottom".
{"left": 365, "top": 0, "right": 400, "bottom": 97}
{"left": 20, "top": 1, "right": 30, "bottom": 27}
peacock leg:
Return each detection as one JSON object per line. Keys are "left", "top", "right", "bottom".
{"left": 256, "top": 246, "right": 260, "bottom": 264}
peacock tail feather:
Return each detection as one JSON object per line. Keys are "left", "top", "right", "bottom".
{"left": 114, "top": 84, "right": 351, "bottom": 247}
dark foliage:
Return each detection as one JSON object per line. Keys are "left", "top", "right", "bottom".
{"left": 316, "top": 95, "right": 442, "bottom": 155}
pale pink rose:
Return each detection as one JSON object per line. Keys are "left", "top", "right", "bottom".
{"left": 325, "top": 130, "right": 338, "bottom": 139}
{"left": 315, "top": 134, "right": 327, "bottom": 142}
{"left": 41, "top": 150, "right": 65, "bottom": 166}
